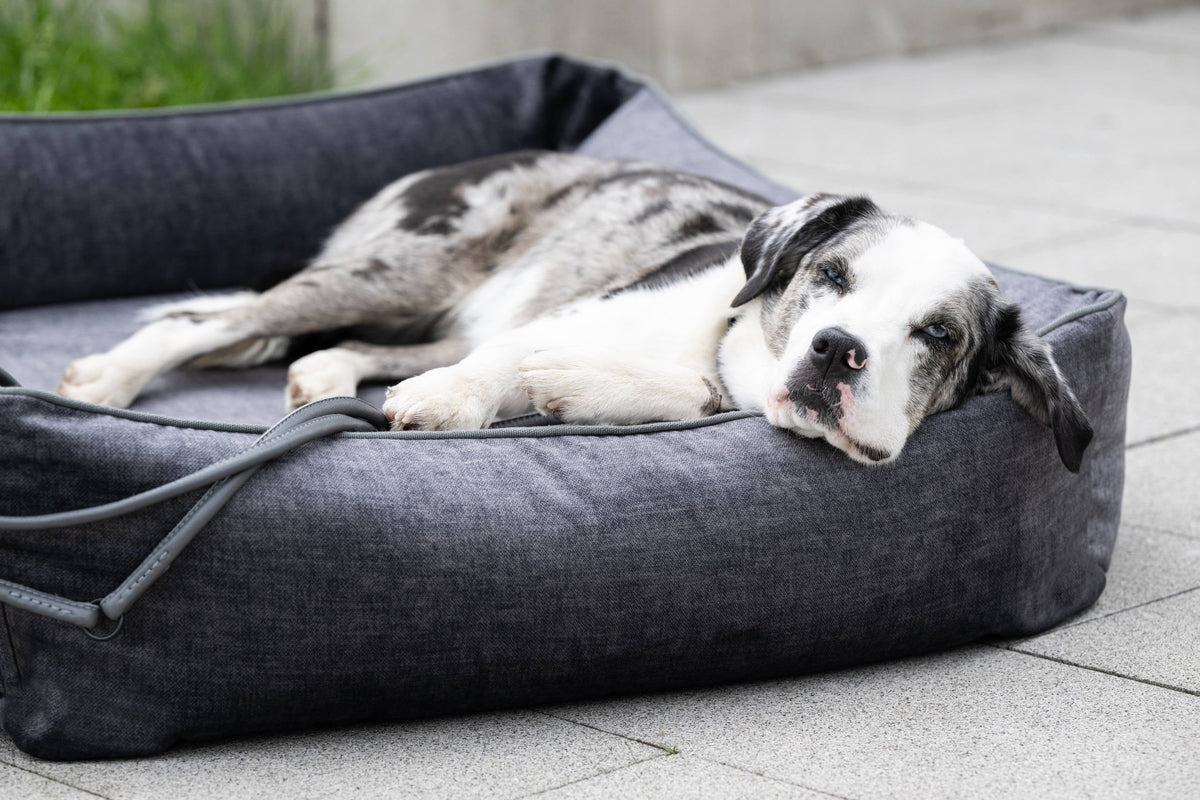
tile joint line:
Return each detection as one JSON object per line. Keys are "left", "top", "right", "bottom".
{"left": 0, "top": 759, "right": 112, "bottom": 800}
{"left": 996, "top": 645, "right": 1200, "bottom": 698}
{"left": 516, "top": 753, "right": 669, "bottom": 799}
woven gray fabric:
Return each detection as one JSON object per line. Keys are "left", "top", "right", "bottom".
{"left": 0, "top": 56, "right": 1130, "bottom": 760}
{"left": 0, "top": 57, "right": 640, "bottom": 311}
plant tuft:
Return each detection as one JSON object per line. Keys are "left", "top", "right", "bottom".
{"left": 0, "top": 0, "right": 332, "bottom": 111}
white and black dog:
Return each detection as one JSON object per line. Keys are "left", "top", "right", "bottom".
{"left": 57, "top": 151, "right": 1092, "bottom": 469}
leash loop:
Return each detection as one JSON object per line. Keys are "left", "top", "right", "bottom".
{"left": 0, "top": 397, "right": 387, "bottom": 631}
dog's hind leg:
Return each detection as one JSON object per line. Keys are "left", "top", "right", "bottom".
{"left": 284, "top": 339, "right": 468, "bottom": 410}
{"left": 136, "top": 292, "right": 292, "bottom": 369}
{"left": 57, "top": 261, "right": 452, "bottom": 409}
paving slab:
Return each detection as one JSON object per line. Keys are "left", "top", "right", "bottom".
{"left": 679, "top": 90, "right": 1200, "bottom": 228}
{"left": 726, "top": 37, "right": 1047, "bottom": 120}
{"left": 0, "top": 764, "right": 100, "bottom": 800}
{"left": 1013, "top": 589, "right": 1200, "bottom": 695}
{"left": 979, "top": 28, "right": 1200, "bottom": 108}
{"left": 531, "top": 754, "right": 832, "bottom": 800}
{"left": 730, "top": 24, "right": 1200, "bottom": 117}
{"left": 676, "top": 28, "right": 1200, "bottom": 226}
{"left": 0, "top": 712, "right": 661, "bottom": 800}
{"left": 1121, "top": 304, "right": 1200, "bottom": 445}
{"left": 1123, "top": 430, "right": 1200, "bottom": 539}
{"left": 546, "top": 646, "right": 1200, "bottom": 800}
{"left": 1058, "top": 524, "right": 1200, "bottom": 627}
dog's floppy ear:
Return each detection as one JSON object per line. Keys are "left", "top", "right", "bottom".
{"left": 980, "top": 304, "right": 1094, "bottom": 472}
{"left": 732, "top": 194, "right": 878, "bottom": 307}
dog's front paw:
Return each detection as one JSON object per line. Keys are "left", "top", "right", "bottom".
{"left": 285, "top": 349, "right": 360, "bottom": 410}
{"left": 381, "top": 368, "right": 495, "bottom": 431}
{"left": 56, "top": 354, "right": 142, "bottom": 408}
{"left": 518, "top": 349, "right": 621, "bottom": 425}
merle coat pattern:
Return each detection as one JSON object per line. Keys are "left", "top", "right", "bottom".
{"left": 58, "top": 151, "right": 1092, "bottom": 469}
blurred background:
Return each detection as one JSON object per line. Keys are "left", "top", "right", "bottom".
{"left": 1, "top": 0, "right": 1192, "bottom": 110}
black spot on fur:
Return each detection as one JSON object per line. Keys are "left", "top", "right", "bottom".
{"left": 712, "top": 201, "right": 758, "bottom": 222}
{"left": 630, "top": 199, "right": 672, "bottom": 224}
{"left": 801, "top": 197, "right": 882, "bottom": 249}
{"left": 541, "top": 184, "right": 577, "bottom": 209}
{"left": 733, "top": 196, "right": 884, "bottom": 307}
{"left": 350, "top": 258, "right": 391, "bottom": 278}
{"left": 672, "top": 213, "right": 723, "bottom": 243}
{"left": 993, "top": 304, "right": 1022, "bottom": 344}
{"left": 397, "top": 150, "right": 546, "bottom": 235}
{"left": 489, "top": 224, "right": 520, "bottom": 256}
{"left": 605, "top": 240, "right": 741, "bottom": 298}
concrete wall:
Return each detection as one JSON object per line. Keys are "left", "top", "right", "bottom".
{"left": 307, "top": 0, "right": 1194, "bottom": 91}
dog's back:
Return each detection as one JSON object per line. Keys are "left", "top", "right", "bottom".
{"left": 312, "top": 150, "right": 769, "bottom": 344}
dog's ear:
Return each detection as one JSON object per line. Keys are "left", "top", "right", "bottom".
{"left": 732, "top": 194, "right": 877, "bottom": 307}
{"left": 980, "top": 304, "right": 1094, "bottom": 472}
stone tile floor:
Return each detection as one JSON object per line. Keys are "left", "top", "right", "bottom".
{"left": 4, "top": 6, "right": 1198, "bottom": 798}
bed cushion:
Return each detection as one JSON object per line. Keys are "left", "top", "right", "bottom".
{"left": 0, "top": 55, "right": 1130, "bottom": 760}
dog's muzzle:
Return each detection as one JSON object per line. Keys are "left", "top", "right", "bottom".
{"left": 783, "top": 326, "right": 869, "bottom": 411}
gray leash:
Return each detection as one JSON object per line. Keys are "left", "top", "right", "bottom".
{"left": 0, "top": 393, "right": 388, "bottom": 633}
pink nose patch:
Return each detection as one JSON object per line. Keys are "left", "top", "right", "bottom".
{"left": 846, "top": 349, "right": 868, "bottom": 370}
{"left": 835, "top": 382, "right": 855, "bottom": 414}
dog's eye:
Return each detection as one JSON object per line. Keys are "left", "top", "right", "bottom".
{"left": 920, "top": 323, "right": 950, "bottom": 339}
{"left": 822, "top": 267, "right": 844, "bottom": 289}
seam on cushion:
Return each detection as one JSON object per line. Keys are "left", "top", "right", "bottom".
{"left": 0, "top": 387, "right": 760, "bottom": 439}
{"left": 0, "top": 388, "right": 269, "bottom": 433}
{"left": 0, "top": 53, "right": 639, "bottom": 124}
{"left": 1035, "top": 289, "right": 1125, "bottom": 337}
{"left": 339, "top": 411, "right": 763, "bottom": 439}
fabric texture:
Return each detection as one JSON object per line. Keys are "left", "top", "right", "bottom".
{"left": 0, "top": 55, "right": 1130, "bottom": 760}
{"left": 0, "top": 57, "right": 639, "bottom": 311}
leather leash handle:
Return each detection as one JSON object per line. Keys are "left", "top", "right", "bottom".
{"left": 0, "top": 396, "right": 388, "bottom": 631}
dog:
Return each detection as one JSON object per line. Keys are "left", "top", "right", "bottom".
{"left": 56, "top": 150, "right": 1093, "bottom": 469}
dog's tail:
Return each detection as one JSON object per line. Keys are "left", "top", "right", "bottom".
{"left": 137, "top": 292, "right": 291, "bottom": 369}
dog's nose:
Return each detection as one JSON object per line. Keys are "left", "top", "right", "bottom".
{"left": 810, "top": 327, "right": 869, "bottom": 379}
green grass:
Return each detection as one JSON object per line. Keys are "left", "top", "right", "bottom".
{"left": 0, "top": 0, "right": 332, "bottom": 112}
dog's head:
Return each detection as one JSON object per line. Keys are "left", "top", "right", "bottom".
{"left": 733, "top": 193, "right": 1093, "bottom": 471}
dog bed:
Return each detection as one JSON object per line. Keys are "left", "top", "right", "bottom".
{"left": 0, "top": 55, "right": 1130, "bottom": 760}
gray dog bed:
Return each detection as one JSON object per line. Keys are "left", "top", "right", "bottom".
{"left": 0, "top": 56, "right": 1130, "bottom": 760}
